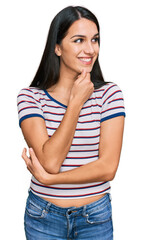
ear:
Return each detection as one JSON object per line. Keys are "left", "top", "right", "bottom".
{"left": 55, "top": 44, "right": 62, "bottom": 56}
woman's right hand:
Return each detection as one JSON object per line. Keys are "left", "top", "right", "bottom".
{"left": 69, "top": 70, "right": 94, "bottom": 108}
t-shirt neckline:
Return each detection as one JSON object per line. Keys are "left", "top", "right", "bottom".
{"left": 44, "top": 90, "right": 67, "bottom": 108}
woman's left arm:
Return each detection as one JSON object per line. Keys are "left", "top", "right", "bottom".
{"left": 22, "top": 115, "right": 125, "bottom": 185}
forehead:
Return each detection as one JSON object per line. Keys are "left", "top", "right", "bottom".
{"left": 66, "top": 18, "right": 98, "bottom": 37}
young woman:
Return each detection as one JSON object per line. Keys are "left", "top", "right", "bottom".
{"left": 17, "top": 6, "right": 125, "bottom": 240}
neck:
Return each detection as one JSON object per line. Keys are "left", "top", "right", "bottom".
{"left": 52, "top": 64, "right": 79, "bottom": 94}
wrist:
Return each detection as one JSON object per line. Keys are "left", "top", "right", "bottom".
{"left": 68, "top": 98, "right": 83, "bottom": 112}
{"left": 42, "top": 172, "right": 58, "bottom": 185}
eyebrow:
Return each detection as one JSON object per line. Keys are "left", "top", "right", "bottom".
{"left": 70, "top": 33, "right": 99, "bottom": 39}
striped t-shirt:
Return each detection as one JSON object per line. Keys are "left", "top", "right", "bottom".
{"left": 17, "top": 82, "right": 125, "bottom": 199}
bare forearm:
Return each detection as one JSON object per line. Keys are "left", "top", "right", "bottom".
{"left": 23, "top": 115, "right": 123, "bottom": 186}
{"left": 42, "top": 100, "right": 82, "bottom": 172}
{"left": 46, "top": 158, "right": 114, "bottom": 185}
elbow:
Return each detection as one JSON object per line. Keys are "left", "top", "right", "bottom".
{"left": 108, "top": 172, "right": 116, "bottom": 181}
{"left": 46, "top": 165, "right": 60, "bottom": 174}
{"left": 41, "top": 157, "right": 60, "bottom": 174}
{"left": 106, "top": 168, "right": 117, "bottom": 181}
{"left": 102, "top": 157, "right": 118, "bottom": 181}
{"left": 41, "top": 146, "right": 61, "bottom": 174}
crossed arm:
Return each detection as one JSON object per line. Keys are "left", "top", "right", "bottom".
{"left": 21, "top": 101, "right": 125, "bottom": 186}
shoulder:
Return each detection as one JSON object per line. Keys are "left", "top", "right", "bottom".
{"left": 95, "top": 82, "right": 122, "bottom": 93}
{"left": 93, "top": 82, "right": 124, "bottom": 100}
{"left": 17, "top": 87, "right": 46, "bottom": 101}
{"left": 17, "top": 86, "right": 44, "bottom": 96}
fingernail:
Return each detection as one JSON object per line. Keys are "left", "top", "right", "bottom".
{"left": 29, "top": 148, "right": 33, "bottom": 152}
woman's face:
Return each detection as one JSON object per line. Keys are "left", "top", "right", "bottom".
{"left": 55, "top": 18, "right": 100, "bottom": 76}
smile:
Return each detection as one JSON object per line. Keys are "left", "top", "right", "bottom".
{"left": 78, "top": 57, "right": 93, "bottom": 65}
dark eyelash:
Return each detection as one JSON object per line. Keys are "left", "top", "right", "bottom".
{"left": 93, "top": 37, "right": 99, "bottom": 42}
{"left": 74, "top": 38, "right": 83, "bottom": 43}
{"left": 74, "top": 37, "right": 99, "bottom": 43}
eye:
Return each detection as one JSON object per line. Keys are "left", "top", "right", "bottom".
{"left": 74, "top": 38, "right": 84, "bottom": 43}
{"left": 92, "top": 37, "right": 99, "bottom": 43}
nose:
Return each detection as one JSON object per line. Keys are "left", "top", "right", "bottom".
{"left": 83, "top": 41, "right": 95, "bottom": 55}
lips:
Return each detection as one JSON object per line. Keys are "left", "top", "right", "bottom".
{"left": 78, "top": 57, "right": 93, "bottom": 65}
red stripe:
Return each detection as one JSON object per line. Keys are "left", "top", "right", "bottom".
{"left": 48, "top": 134, "right": 100, "bottom": 139}
{"left": 45, "top": 118, "right": 61, "bottom": 123}
{"left": 18, "top": 93, "right": 37, "bottom": 100}
{"left": 103, "top": 90, "right": 121, "bottom": 104}
{"left": 69, "top": 149, "right": 99, "bottom": 152}
{"left": 89, "top": 96, "right": 102, "bottom": 100}
{"left": 19, "top": 105, "right": 39, "bottom": 111}
{"left": 42, "top": 103, "right": 102, "bottom": 109}
{"left": 18, "top": 106, "right": 39, "bottom": 114}
{"left": 65, "top": 154, "right": 99, "bottom": 159}
{"left": 61, "top": 164, "right": 82, "bottom": 167}
{"left": 21, "top": 88, "right": 46, "bottom": 96}
{"left": 101, "top": 106, "right": 124, "bottom": 114}
{"left": 42, "top": 104, "right": 63, "bottom": 108}
{"left": 20, "top": 88, "right": 33, "bottom": 93}
{"left": 82, "top": 104, "right": 102, "bottom": 109}
{"left": 80, "top": 112, "right": 100, "bottom": 117}
{"left": 46, "top": 126, "right": 100, "bottom": 131}
{"left": 31, "top": 179, "right": 108, "bottom": 190}
{"left": 102, "top": 84, "right": 116, "bottom": 98}
{"left": 44, "top": 111, "right": 64, "bottom": 115}
{"left": 108, "top": 98, "right": 123, "bottom": 104}
{"left": 30, "top": 186, "right": 111, "bottom": 198}
{"left": 71, "top": 142, "right": 99, "bottom": 146}
{"left": 18, "top": 100, "right": 36, "bottom": 105}
{"left": 73, "top": 134, "right": 100, "bottom": 138}
{"left": 44, "top": 111, "right": 100, "bottom": 117}
{"left": 45, "top": 118, "right": 100, "bottom": 124}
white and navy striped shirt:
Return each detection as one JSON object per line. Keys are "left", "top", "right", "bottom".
{"left": 17, "top": 82, "right": 125, "bottom": 199}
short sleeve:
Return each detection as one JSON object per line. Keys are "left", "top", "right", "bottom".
{"left": 100, "top": 83, "right": 126, "bottom": 123}
{"left": 17, "top": 88, "right": 44, "bottom": 127}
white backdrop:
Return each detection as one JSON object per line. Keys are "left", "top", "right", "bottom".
{"left": 1, "top": 0, "right": 142, "bottom": 239}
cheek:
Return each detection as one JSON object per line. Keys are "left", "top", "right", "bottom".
{"left": 95, "top": 44, "right": 100, "bottom": 55}
{"left": 60, "top": 46, "right": 78, "bottom": 62}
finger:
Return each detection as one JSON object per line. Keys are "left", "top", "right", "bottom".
{"left": 22, "top": 148, "right": 31, "bottom": 166}
{"left": 29, "top": 148, "right": 38, "bottom": 164}
{"left": 80, "top": 69, "right": 87, "bottom": 79}
{"left": 76, "top": 69, "right": 87, "bottom": 83}
{"left": 21, "top": 148, "right": 35, "bottom": 176}
{"left": 26, "top": 164, "right": 33, "bottom": 175}
{"left": 29, "top": 148, "right": 44, "bottom": 171}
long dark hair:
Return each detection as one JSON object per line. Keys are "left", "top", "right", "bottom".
{"left": 30, "top": 6, "right": 106, "bottom": 89}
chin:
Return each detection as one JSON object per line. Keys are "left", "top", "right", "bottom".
{"left": 74, "top": 65, "right": 93, "bottom": 76}
{"left": 80, "top": 66, "right": 93, "bottom": 73}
